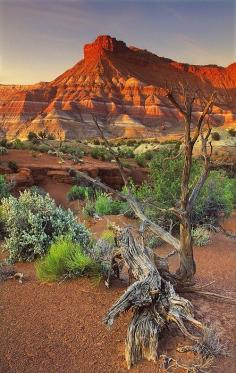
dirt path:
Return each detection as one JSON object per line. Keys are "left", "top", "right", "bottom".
{"left": 1, "top": 227, "right": 235, "bottom": 373}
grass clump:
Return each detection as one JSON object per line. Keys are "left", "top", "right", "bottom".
{"left": 67, "top": 185, "right": 93, "bottom": 201}
{"left": 12, "top": 139, "right": 26, "bottom": 150}
{"left": 83, "top": 199, "right": 96, "bottom": 217}
{"left": 192, "top": 227, "right": 211, "bottom": 246}
{"left": 135, "top": 153, "right": 147, "bottom": 167}
{"left": 36, "top": 236, "right": 100, "bottom": 282}
{"left": 100, "top": 229, "right": 116, "bottom": 246}
{"left": 117, "top": 146, "right": 134, "bottom": 159}
{"left": 135, "top": 150, "right": 155, "bottom": 167}
{"left": 91, "top": 146, "right": 112, "bottom": 161}
{"left": 94, "top": 192, "right": 126, "bottom": 216}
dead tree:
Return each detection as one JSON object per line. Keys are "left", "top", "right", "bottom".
{"left": 90, "top": 88, "right": 215, "bottom": 283}
{"left": 166, "top": 88, "right": 215, "bottom": 280}
{"left": 104, "top": 227, "right": 204, "bottom": 369}
{"left": 65, "top": 97, "right": 236, "bottom": 369}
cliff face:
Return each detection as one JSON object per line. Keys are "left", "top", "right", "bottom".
{"left": 0, "top": 35, "right": 235, "bottom": 140}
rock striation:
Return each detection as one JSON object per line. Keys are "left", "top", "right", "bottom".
{"left": 0, "top": 35, "right": 235, "bottom": 139}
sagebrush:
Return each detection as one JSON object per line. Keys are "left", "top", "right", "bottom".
{"left": 1, "top": 190, "right": 90, "bottom": 262}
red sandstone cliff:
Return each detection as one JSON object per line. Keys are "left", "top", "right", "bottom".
{"left": 0, "top": 35, "right": 235, "bottom": 140}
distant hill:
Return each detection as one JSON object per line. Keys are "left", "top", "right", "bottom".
{"left": 0, "top": 35, "right": 235, "bottom": 140}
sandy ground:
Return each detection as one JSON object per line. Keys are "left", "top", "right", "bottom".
{"left": 0, "top": 175, "right": 235, "bottom": 373}
{"left": 0, "top": 217, "right": 235, "bottom": 373}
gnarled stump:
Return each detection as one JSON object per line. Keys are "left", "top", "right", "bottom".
{"left": 104, "top": 228, "right": 203, "bottom": 368}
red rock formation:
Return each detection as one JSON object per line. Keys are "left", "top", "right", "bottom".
{"left": 0, "top": 35, "right": 235, "bottom": 140}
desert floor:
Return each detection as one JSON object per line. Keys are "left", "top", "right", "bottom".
{"left": 0, "top": 182, "right": 235, "bottom": 373}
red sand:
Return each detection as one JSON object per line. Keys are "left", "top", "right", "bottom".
{"left": 0, "top": 164, "right": 235, "bottom": 372}
{"left": 0, "top": 222, "right": 235, "bottom": 373}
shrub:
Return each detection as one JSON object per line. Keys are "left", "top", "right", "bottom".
{"left": 61, "top": 145, "right": 84, "bottom": 158}
{"left": 0, "top": 175, "right": 11, "bottom": 200}
{"left": 135, "top": 153, "right": 147, "bottom": 167}
{"left": 91, "top": 146, "right": 112, "bottom": 161}
{"left": 117, "top": 146, "right": 134, "bottom": 158}
{"left": 47, "top": 134, "right": 55, "bottom": 140}
{"left": 83, "top": 199, "right": 96, "bottom": 217}
{"left": 12, "top": 139, "right": 26, "bottom": 149}
{"left": 29, "top": 186, "right": 47, "bottom": 196}
{"left": 130, "top": 148, "right": 235, "bottom": 227}
{"left": 0, "top": 146, "right": 7, "bottom": 155}
{"left": 1, "top": 190, "right": 90, "bottom": 262}
{"left": 211, "top": 132, "right": 220, "bottom": 141}
{"left": 94, "top": 192, "right": 126, "bottom": 216}
{"left": 38, "top": 144, "right": 50, "bottom": 153}
{"left": 36, "top": 236, "right": 100, "bottom": 282}
{"left": 228, "top": 128, "right": 236, "bottom": 137}
{"left": 27, "top": 132, "right": 40, "bottom": 144}
{"left": 100, "top": 230, "right": 116, "bottom": 246}
{"left": 147, "top": 236, "right": 164, "bottom": 249}
{"left": 192, "top": 227, "right": 211, "bottom": 246}
{"left": 8, "top": 161, "right": 18, "bottom": 172}
{"left": 67, "top": 185, "right": 93, "bottom": 201}
{"left": 95, "top": 193, "right": 113, "bottom": 215}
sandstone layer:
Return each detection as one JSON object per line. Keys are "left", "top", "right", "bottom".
{"left": 0, "top": 35, "right": 235, "bottom": 140}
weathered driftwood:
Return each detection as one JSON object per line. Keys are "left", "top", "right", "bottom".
{"left": 104, "top": 228, "right": 203, "bottom": 368}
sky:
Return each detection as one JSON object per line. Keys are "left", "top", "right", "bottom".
{"left": 0, "top": 0, "right": 235, "bottom": 84}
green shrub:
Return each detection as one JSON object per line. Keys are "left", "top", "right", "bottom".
{"left": 211, "top": 132, "right": 220, "bottom": 141}
{"left": 91, "top": 146, "right": 112, "bottom": 161}
{"left": 135, "top": 153, "right": 147, "bottom": 167}
{"left": 0, "top": 175, "right": 11, "bottom": 200}
{"left": 38, "top": 144, "right": 50, "bottom": 153}
{"left": 95, "top": 193, "right": 113, "bottom": 215}
{"left": 27, "top": 132, "right": 40, "bottom": 144}
{"left": 36, "top": 236, "right": 100, "bottom": 282}
{"left": 1, "top": 190, "right": 90, "bottom": 262}
{"left": 192, "top": 227, "right": 211, "bottom": 246}
{"left": 147, "top": 236, "right": 164, "bottom": 249}
{"left": 29, "top": 186, "right": 47, "bottom": 196}
{"left": 8, "top": 161, "right": 18, "bottom": 172}
{"left": 0, "top": 146, "right": 7, "bottom": 155}
{"left": 61, "top": 145, "right": 84, "bottom": 158}
{"left": 135, "top": 149, "right": 157, "bottom": 166}
{"left": 12, "top": 139, "right": 27, "bottom": 149}
{"left": 94, "top": 192, "right": 126, "bottom": 216}
{"left": 100, "top": 230, "right": 116, "bottom": 246}
{"left": 67, "top": 185, "right": 93, "bottom": 201}
{"left": 83, "top": 199, "right": 96, "bottom": 217}
{"left": 130, "top": 148, "right": 235, "bottom": 227}
{"left": 117, "top": 146, "right": 134, "bottom": 158}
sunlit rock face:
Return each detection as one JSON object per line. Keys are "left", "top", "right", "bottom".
{"left": 0, "top": 35, "right": 235, "bottom": 140}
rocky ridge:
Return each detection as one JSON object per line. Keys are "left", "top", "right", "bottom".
{"left": 0, "top": 35, "right": 235, "bottom": 140}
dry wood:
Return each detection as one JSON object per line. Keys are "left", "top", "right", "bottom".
{"left": 104, "top": 228, "right": 203, "bottom": 368}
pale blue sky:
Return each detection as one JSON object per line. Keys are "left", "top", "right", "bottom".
{"left": 0, "top": 0, "right": 235, "bottom": 84}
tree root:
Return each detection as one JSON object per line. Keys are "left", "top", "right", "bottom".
{"left": 178, "top": 287, "right": 236, "bottom": 305}
{"left": 104, "top": 228, "right": 205, "bottom": 368}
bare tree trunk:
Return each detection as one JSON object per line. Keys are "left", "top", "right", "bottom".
{"left": 179, "top": 216, "right": 196, "bottom": 281}
{"left": 178, "top": 118, "right": 196, "bottom": 281}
